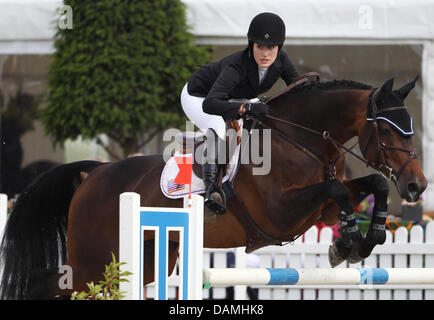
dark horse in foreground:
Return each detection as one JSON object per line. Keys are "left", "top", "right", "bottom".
{"left": 0, "top": 77, "right": 427, "bottom": 299}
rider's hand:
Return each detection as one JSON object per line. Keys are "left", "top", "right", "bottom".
{"left": 242, "top": 102, "right": 269, "bottom": 119}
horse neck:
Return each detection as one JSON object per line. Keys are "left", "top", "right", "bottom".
{"left": 270, "top": 88, "right": 371, "bottom": 146}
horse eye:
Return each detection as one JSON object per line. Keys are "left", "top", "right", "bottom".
{"left": 379, "top": 126, "right": 392, "bottom": 135}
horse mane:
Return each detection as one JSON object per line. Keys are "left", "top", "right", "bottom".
{"left": 293, "top": 79, "right": 372, "bottom": 93}
{"left": 269, "top": 79, "right": 373, "bottom": 104}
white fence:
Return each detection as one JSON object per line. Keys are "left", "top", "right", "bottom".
{"left": 145, "top": 221, "right": 434, "bottom": 300}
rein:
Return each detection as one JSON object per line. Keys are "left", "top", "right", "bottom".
{"left": 260, "top": 115, "right": 361, "bottom": 180}
{"left": 260, "top": 88, "right": 417, "bottom": 182}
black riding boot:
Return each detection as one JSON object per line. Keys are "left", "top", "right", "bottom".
{"left": 203, "top": 129, "right": 226, "bottom": 214}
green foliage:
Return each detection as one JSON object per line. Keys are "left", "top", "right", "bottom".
{"left": 71, "top": 253, "right": 132, "bottom": 300}
{"left": 42, "top": 0, "right": 211, "bottom": 158}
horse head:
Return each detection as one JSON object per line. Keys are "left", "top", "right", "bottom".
{"left": 358, "top": 76, "right": 427, "bottom": 202}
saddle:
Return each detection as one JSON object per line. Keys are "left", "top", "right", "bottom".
{"left": 160, "top": 119, "right": 243, "bottom": 199}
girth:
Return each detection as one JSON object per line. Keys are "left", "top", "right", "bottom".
{"left": 223, "top": 181, "right": 293, "bottom": 253}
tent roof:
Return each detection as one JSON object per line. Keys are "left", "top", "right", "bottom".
{"left": 0, "top": 0, "right": 433, "bottom": 54}
{"left": 184, "top": 0, "right": 434, "bottom": 42}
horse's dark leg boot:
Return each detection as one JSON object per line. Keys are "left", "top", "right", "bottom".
{"left": 326, "top": 179, "right": 363, "bottom": 266}
{"left": 358, "top": 174, "right": 388, "bottom": 258}
{"left": 203, "top": 129, "right": 226, "bottom": 214}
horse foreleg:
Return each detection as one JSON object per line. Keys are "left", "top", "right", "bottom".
{"left": 344, "top": 174, "right": 388, "bottom": 259}
{"left": 324, "top": 180, "right": 364, "bottom": 267}
{"left": 277, "top": 179, "right": 362, "bottom": 267}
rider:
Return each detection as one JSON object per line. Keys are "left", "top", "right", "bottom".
{"left": 180, "top": 12, "right": 299, "bottom": 214}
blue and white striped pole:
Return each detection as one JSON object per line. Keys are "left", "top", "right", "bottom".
{"left": 203, "top": 268, "right": 434, "bottom": 287}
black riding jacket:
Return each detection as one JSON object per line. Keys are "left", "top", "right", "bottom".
{"left": 187, "top": 48, "right": 299, "bottom": 119}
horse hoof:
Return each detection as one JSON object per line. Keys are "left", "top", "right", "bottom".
{"left": 346, "top": 242, "right": 364, "bottom": 264}
{"left": 328, "top": 244, "right": 345, "bottom": 268}
{"left": 358, "top": 240, "right": 374, "bottom": 259}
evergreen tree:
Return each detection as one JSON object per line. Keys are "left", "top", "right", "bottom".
{"left": 42, "top": 0, "right": 211, "bottom": 158}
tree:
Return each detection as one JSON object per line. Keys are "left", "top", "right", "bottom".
{"left": 42, "top": 0, "right": 211, "bottom": 159}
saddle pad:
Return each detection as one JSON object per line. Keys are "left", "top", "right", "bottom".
{"left": 160, "top": 120, "right": 243, "bottom": 199}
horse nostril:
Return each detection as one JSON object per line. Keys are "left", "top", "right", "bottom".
{"left": 407, "top": 182, "right": 420, "bottom": 202}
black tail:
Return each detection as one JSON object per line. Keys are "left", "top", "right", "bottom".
{"left": 0, "top": 160, "right": 104, "bottom": 299}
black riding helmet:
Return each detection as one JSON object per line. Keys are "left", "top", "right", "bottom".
{"left": 247, "top": 12, "right": 286, "bottom": 49}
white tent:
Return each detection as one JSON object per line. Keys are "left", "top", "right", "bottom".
{"left": 184, "top": 0, "right": 434, "bottom": 43}
{"left": 1, "top": 0, "right": 433, "bottom": 51}
{"left": 1, "top": 0, "right": 434, "bottom": 208}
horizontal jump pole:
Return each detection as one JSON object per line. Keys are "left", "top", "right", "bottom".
{"left": 203, "top": 268, "right": 434, "bottom": 287}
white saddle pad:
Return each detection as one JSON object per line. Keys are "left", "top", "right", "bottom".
{"left": 160, "top": 121, "right": 243, "bottom": 199}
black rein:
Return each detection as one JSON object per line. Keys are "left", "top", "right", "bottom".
{"left": 259, "top": 88, "right": 417, "bottom": 183}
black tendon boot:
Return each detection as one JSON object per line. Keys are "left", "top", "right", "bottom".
{"left": 203, "top": 129, "right": 227, "bottom": 214}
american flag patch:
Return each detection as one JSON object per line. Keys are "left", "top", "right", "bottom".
{"left": 167, "top": 179, "right": 185, "bottom": 194}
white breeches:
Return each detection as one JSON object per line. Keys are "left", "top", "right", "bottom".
{"left": 181, "top": 83, "right": 259, "bottom": 140}
{"left": 181, "top": 83, "right": 226, "bottom": 140}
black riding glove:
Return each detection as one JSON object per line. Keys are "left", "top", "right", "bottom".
{"left": 243, "top": 102, "right": 269, "bottom": 119}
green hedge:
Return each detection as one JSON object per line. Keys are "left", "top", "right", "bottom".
{"left": 42, "top": 0, "right": 211, "bottom": 158}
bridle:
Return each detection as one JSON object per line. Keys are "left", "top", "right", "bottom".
{"left": 259, "top": 88, "right": 417, "bottom": 183}
{"left": 360, "top": 88, "right": 417, "bottom": 183}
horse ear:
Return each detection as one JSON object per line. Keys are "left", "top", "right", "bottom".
{"left": 394, "top": 75, "right": 419, "bottom": 100}
{"left": 379, "top": 78, "right": 394, "bottom": 95}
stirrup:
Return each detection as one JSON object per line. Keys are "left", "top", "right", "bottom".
{"left": 204, "top": 184, "right": 227, "bottom": 215}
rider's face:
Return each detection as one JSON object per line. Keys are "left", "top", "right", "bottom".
{"left": 253, "top": 43, "right": 278, "bottom": 68}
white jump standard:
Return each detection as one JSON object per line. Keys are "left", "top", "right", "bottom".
{"left": 119, "top": 192, "right": 204, "bottom": 300}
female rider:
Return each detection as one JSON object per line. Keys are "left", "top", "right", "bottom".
{"left": 180, "top": 12, "right": 299, "bottom": 214}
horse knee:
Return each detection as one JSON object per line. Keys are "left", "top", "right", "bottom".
{"left": 370, "top": 174, "right": 389, "bottom": 196}
{"left": 328, "top": 180, "right": 351, "bottom": 210}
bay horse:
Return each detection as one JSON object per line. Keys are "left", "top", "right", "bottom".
{"left": 0, "top": 77, "right": 426, "bottom": 299}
